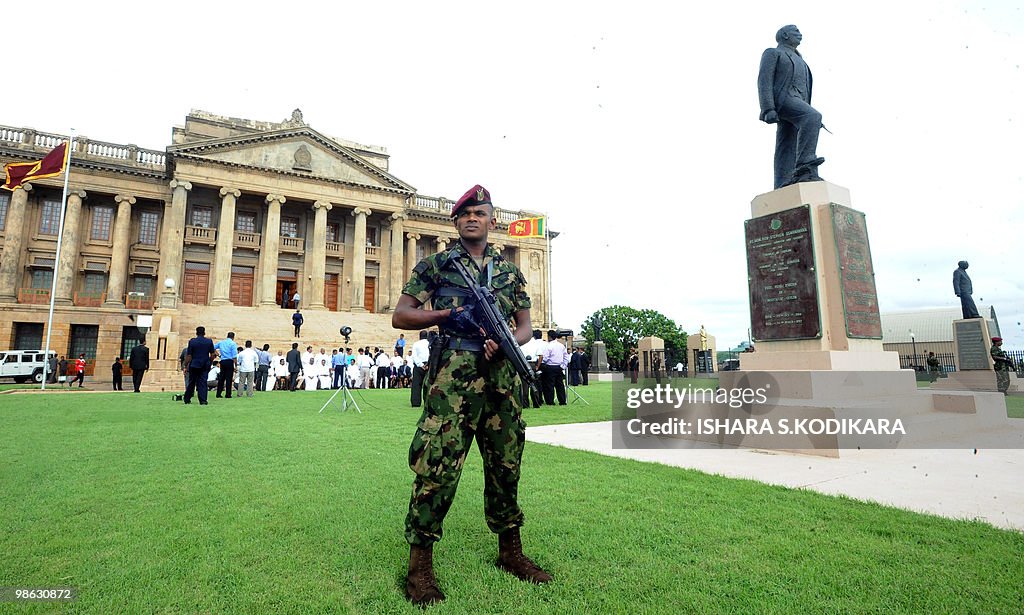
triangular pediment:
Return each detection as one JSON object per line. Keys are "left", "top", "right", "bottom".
{"left": 168, "top": 128, "right": 415, "bottom": 194}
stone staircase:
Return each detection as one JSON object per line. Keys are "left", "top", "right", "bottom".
{"left": 142, "top": 304, "right": 411, "bottom": 392}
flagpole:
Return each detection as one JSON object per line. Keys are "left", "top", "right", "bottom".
{"left": 546, "top": 216, "right": 552, "bottom": 328}
{"left": 40, "top": 132, "right": 74, "bottom": 390}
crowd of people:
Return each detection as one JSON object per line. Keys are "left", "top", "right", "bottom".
{"left": 177, "top": 327, "right": 422, "bottom": 404}
{"left": 174, "top": 325, "right": 598, "bottom": 408}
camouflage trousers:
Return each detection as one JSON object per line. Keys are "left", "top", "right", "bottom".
{"left": 405, "top": 349, "right": 526, "bottom": 546}
{"left": 995, "top": 369, "right": 1010, "bottom": 394}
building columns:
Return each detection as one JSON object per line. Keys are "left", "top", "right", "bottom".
{"left": 104, "top": 193, "right": 136, "bottom": 306}
{"left": 159, "top": 179, "right": 191, "bottom": 306}
{"left": 350, "top": 206, "right": 372, "bottom": 311}
{"left": 436, "top": 235, "right": 451, "bottom": 254}
{"left": 308, "top": 200, "right": 332, "bottom": 310}
{"left": 0, "top": 182, "right": 32, "bottom": 301}
{"left": 209, "top": 186, "right": 240, "bottom": 305}
{"left": 405, "top": 232, "right": 420, "bottom": 276}
{"left": 389, "top": 213, "right": 406, "bottom": 308}
{"left": 54, "top": 189, "right": 88, "bottom": 305}
{"left": 258, "top": 194, "right": 286, "bottom": 306}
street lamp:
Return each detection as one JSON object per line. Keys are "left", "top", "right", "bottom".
{"left": 909, "top": 330, "right": 917, "bottom": 369}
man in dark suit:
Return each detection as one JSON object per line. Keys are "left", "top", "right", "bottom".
{"left": 579, "top": 348, "right": 590, "bottom": 385}
{"left": 568, "top": 348, "right": 581, "bottom": 386}
{"left": 183, "top": 327, "right": 216, "bottom": 405}
{"left": 129, "top": 339, "right": 150, "bottom": 393}
{"left": 286, "top": 342, "right": 303, "bottom": 391}
{"left": 757, "top": 24, "right": 824, "bottom": 189}
{"left": 111, "top": 357, "right": 123, "bottom": 391}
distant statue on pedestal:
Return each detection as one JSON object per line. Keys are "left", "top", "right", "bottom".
{"left": 757, "top": 25, "right": 825, "bottom": 189}
{"left": 953, "top": 260, "right": 981, "bottom": 319}
{"left": 699, "top": 325, "right": 708, "bottom": 351}
{"left": 593, "top": 315, "right": 603, "bottom": 341}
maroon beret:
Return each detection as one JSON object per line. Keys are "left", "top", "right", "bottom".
{"left": 992, "top": 337, "right": 1002, "bottom": 342}
{"left": 452, "top": 184, "right": 491, "bottom": 217}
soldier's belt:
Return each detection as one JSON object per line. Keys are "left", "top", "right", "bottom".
{"left": 445, "top": 337, "right": 485, "bottom": 352}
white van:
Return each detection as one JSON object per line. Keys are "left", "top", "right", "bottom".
{"left": 0, "top": 350, "right": 58, "bottom": 383}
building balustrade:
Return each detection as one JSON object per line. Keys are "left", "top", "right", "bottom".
{"left": 365, "top": 245, "right": 380, "bottom": 259}
{"left": 125, "top": 292, "right": 154, "bottom": 310}
{"left": 407, "top": 193, "right": 538, "bottom": 227}
{"left": 280, "top": 236, "right": 303, "bottom": 253}
{"left": 0, "top": 123, "right": 165, "bottom": 170}
{"left": 18, "top": 288, "right": 50, "bottom": 305}
{"left": 73, "top": 291, "right": 107, "bottom": 307}
{"left": 234, "top": 230, "right": 262, "bottom": 250}
{"left": 411, "top": 194, "right": 452, "bottom": 214}
{"left": 326, "top": 241, "right": 343, "bottom": 258}
{"left": 184, "top": 225, "right": 217, "bottom": 246}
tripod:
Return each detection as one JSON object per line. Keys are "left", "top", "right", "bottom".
{"left": 565, "top": 374, "right": 590, "bottom": 406}
{"left": 319, "top": 375, "right": 362, "bottom": 414}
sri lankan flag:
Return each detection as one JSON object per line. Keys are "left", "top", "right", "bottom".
{"left": 509, "top": 216, "right": 546, "bottom": 238}
{"left": 3, "top": 142, "right": 69, "bottom": 191}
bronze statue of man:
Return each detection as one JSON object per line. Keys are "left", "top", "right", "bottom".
{"left": 757, "top": 25, "right": 824, "bottom": 189}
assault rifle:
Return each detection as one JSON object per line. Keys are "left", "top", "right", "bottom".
{"left": 446, "top": 254, "right": 539, "bottom": 391}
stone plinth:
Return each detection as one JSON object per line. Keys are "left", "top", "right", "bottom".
{"left": 717, "top": 182, "right": 1009, "bottom": 455}
{"left": 590, "top": 341, "right": 610, "bottom": 372}
{"left": 588, "top": 341, "right": 622, "bottom": 382}
{"left": 744, "top": 181, "right": 894, "bottom": 363}
{"left": 740, "top": 350, "right": 900, "bottom": 371}
{"left": 933, "top": 319, "right": 999, "bottom": 392}
{"left": 687, "top": 330, "right": 716, "bottom": 374}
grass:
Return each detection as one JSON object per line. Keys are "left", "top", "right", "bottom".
{"left": 1, "top": 386, "right": 1022, "bottom": 613}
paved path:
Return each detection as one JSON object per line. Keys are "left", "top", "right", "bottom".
{"left": 528, "top": 420, "right": 1024, "bottom": 531}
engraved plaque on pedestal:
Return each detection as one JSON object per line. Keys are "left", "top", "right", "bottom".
{"left": 830, "top": 204, "right": 882, "bottom": 338}
{"left": 954, "top": 319, "right": 992, "bottom": 370}
{"left": 745, "top": 205, "right": 820, "bottom": 341}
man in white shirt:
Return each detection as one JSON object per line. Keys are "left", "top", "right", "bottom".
{"left": 346, "top": 357, "right": 361, "bottom": 388}
{"left": 539, "top": 330, "right": 568, "bottom": 406}
{"left": 273, "top": 355, "right": 290, "bottom": 390}
{"left": 304, "top": 356, "right": 319, "bottom": 391}
{"left": 357, "top": 349, "right": 373, "bottom": 389}
{"left": 236, "top": 340, "right": 260, "bottom": 398}
{"left": 301, "top": 345, "right": 314, "bottom": 367}
{"left": 317, "top": 358, "right": 332, "bottom": 390}
{"left": 376, "top": 350, "right": 392, "bottom": 389}
{"left": 518, "top": 329, "right": 546, "bottom": 408}
{"left": 409, "top": 331, "right": 431, "bottom": 407}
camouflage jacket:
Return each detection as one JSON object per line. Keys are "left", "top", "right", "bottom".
{"left": 403, "top": 241, "right": 531, "bottom": 324}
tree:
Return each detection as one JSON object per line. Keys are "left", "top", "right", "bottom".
{"left": 580, "top": 306, "right": 688, "bottom": 368}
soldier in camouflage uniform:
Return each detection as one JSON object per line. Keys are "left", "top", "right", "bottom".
{"left": 990, "top": 337, "right": 1014, "bottom": 395}
{"left": 392, "top": 184, "right": 552, "bottom": 606}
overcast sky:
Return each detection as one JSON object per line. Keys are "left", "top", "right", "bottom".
{"left": 5, "top": 1, "right": 1022, "bottom": 348}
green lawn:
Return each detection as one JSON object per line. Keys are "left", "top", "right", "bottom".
{"left": 1, "top": 386, "right": 1022, "bottom": 613}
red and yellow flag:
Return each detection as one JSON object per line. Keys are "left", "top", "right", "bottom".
{"left": 3, "top": 142, "right": 69, "bottom": 191}
{"left": 509, "top": 216, "right": 546, "bottom": 238}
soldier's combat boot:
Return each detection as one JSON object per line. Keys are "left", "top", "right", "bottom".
{"left": 405, "top": 544, "right": 445, "bottom": 606}
{"left": 496, "top": 528, "right": 552, "bottom": 584}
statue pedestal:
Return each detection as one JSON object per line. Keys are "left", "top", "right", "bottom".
{"left": 933, "top": 319, "right": 998, "bottom": 392}
{"left": 741, "top": 181, "right": 897, "bottom": 369}
{"left": 722, "top": 181, "right": 1009, "bottom": 455}
{"left": 589, "top": 341, "right": 622, "bottom": 382}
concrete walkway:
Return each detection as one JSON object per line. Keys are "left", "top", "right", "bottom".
{"left": 527, "top": 420, "right": 1024, "bottom": 531}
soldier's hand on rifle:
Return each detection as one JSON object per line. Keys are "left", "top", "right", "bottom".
{"left": 483, "top": 339, "right": 500, "bottom": 361}
{"left": 446, "top": 304, "right": 486, "bottom": 337}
